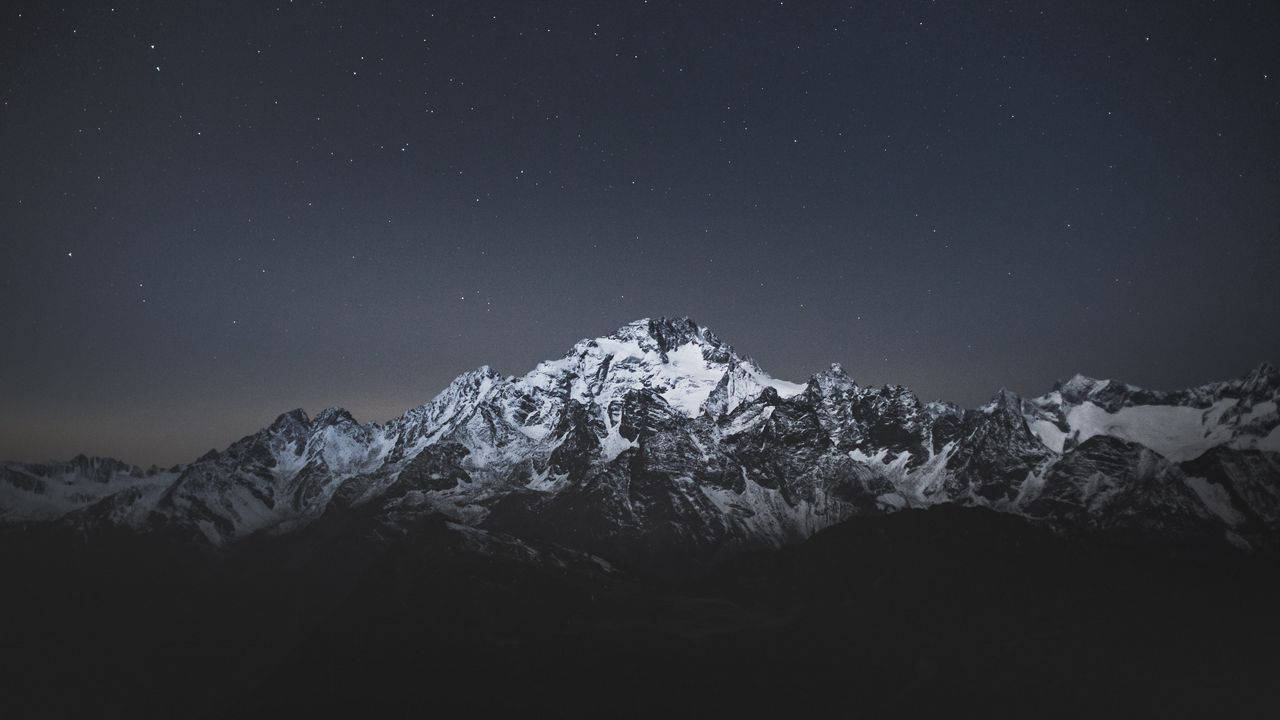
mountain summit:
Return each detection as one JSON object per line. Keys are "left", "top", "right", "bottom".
{"left": 3, "top": 317, "right": 1278, "bottom": 568}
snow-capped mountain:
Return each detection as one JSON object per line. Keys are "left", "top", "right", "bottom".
{"left": 3, "top": 317, "right": 1278, "bottom": 569}
{"left": 1024, "top": 364, "right": 1280, "bottom": 460}
{"left": 0, "top": 455, "right": 177, "bottom": 523}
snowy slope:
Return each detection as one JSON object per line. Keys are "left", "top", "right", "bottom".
{"left": 1026, "top": 365, "right": 1280, "bottom": 461}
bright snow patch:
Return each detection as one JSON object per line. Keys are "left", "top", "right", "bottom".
{"left": 1053, "top": 400, "right": 1237, "bottom": 462}
{"left": 1029, "top": 419, "right": 1070, "bottom": 454}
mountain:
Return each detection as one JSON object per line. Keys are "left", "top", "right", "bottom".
{"left": 5, "top": 316, "right": 1280, "bottom": 719}
{"left": 3, "top": 317, "right": 1278, "bottom": 571}
{"left": 0, "top": 455, "right": 178, "bottom": 523}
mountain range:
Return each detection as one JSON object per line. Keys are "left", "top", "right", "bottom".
{"left": 7, "top": 316, "right": 1280, "bottom": 718}
{"left": 5, "top": 316, "right": 1278, "bottom": 572}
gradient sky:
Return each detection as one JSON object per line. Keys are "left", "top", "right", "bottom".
{"left": 2, "top": 1, "right": 1278, "bottom": 466}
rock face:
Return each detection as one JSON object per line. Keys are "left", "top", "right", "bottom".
{"left": 3, "top": 317, "right": 1278, "bottom": 570}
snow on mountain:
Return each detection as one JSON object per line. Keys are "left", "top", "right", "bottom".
{"left": 0, "top": 455, "right": 177, "bottom": 523}
{"left": 509, "top": 316, "right": 802, "bottom": 429}
{"left": 1026, "top": 364, "right": 1280, "bottom": 461}
{"left": 3, "top": 317, "right": 1277, "bottom": 567}
{"left": 153, "top": 406, "right": 393, "bottom": 542}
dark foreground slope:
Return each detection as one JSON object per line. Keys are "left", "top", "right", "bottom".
{"left": 3, "top": 507, "right": 1278, "bottom": 720}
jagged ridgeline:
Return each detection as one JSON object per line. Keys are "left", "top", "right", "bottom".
{"left": 3, "top": 317, "right": 1278, "bottom": 571}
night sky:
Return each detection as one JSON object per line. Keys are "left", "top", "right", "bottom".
{"left": 2, "top": 1, "right": 1277, "bottom": 466}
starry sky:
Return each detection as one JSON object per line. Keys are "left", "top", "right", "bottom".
{"left": 2, "top": 1, "right": 1278, "bottom": 466}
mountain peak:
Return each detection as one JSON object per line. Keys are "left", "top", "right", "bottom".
{"left": 605, "top": 316, "right": 718, "bottom": 356}
{"left": 1243, "top": 361, "right": 1279, "bottom": 387}
{"left": 271, "top": 408, "right": 310, "bottom": 429}
{"left": 314, "top": 406, "right": 357, "bottom": 427}
{"left": 460, "top": 365, "right": 499, "bottom": 382}
{"left": 984, "top": 388, "right": 1024, "bottom": 415}
{"left": 518, "top": 316, "right": 801, "bottom": 418}
{"left": 1059, "top": 373, "right": 1106, "bottom": 396}
{"left": 806, "top": 362, "right": 857, "bottom": 396}
{"left": 403, "top": 366, "right": 501, "bottom": 423}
